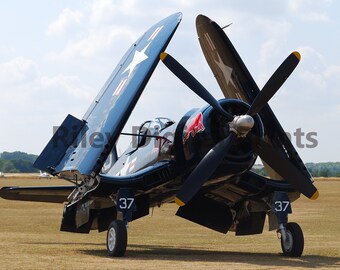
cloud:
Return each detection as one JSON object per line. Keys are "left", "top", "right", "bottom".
{"left": 258, "top": 19, "right": 292, "bottom": 63}
{"left": 46, "top": 8, "right": 84, "bottom": 36}
{"left": 297, "top": 45, "right": 340, "bottom": 94}
{"left": 0, "top": 57, "right": 39, "bottom": 85}
{"left": 0, "top": 56, "right": 95, "bottom": 113}
{"left": 45, "top": 2, "right": 144, "bottom": 63}
{"left": 0, "top": 56, "right": 93, "bottom": 153}
{"left": 287, "top": 0, "right": 332, "bottom": 22}
{"left": 39, "top": 74, "right": 94, "bottom": 101}
{"left": 46, "top": 25, "right": 136, "bottom": 62}
{"left": 90, "top": 0, "right": 138, "bottom": 25}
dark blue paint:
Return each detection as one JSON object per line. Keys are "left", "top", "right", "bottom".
{"left": 37, "top": 13, "right": 182, "bottom": 176}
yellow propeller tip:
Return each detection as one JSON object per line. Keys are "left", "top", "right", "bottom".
{"left": 175, "top": 197, "right": 185, "bottom": 206}
{"left": 310, "top": 190, "right": 319, "bottom": 200}
{"left": 160, "top": 52, "right": 168, "bottom": 61}
{"left": 293, "top": 51, "right": 301, "bottom": 61}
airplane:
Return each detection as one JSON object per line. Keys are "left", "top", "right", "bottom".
{"left": 0, "top": 12, "right": 319, "bottom": 258}
{"left": 39, "top": 170, "right": 51, "bottom": 179}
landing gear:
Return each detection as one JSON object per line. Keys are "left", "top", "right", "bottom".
{"left": 280, "top": 222, "right": 304, "bottom": 257}
{"left": 106, "top": 188, "right": 135, "bottom": 257}
{"left": 272, "top": 192, "right": 304, "bottom": 257}
{"left": 106, "top": 220, "right": 127, "bottom": 257}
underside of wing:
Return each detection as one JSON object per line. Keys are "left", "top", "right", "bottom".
{"left": 197, "top": 15, "right": 256, "bottom": 103}
{"left": 196, "top": 14, "right": 313, "bottom": 182}
{"left": 176, "top": 171, "right": 296, "bottom": 234}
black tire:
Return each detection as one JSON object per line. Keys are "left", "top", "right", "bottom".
{"left": 106, "top": 220, "right": 127, "bottom": 257}
{"left": 281, "top": 222, "right": 304, "bottom": 257}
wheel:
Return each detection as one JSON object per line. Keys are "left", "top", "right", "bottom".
{"left": 106, "top": 220, "right": 127, "bottom": 257}
{"left": 281, "top": 222, "right": 304, "bottom": 257}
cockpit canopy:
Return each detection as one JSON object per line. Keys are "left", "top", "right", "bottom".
{"left": 134, "top": 117, "right": 175, "bottom": 148}
{"left": 138, "top": 117, "right": 175, "bottom": 134}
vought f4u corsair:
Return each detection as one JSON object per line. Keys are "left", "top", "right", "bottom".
{"left": 1, "top": 13, "right": 318, "bottom": 257}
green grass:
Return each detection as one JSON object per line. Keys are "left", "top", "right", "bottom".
{"left": 0, "top": 177, "right": 339, "bottom": 269}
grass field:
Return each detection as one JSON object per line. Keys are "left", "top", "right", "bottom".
{"left": 0, "top": 177, "right": 339, "bottom": 269}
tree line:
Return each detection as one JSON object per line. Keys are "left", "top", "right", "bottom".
{"left": 252, "top": 162, "right": 340, "bottom": 178}
{"left": 1, "top": 151, "right": 340, "bottom": 177}
{"left": 0, "top": 151, "right": 38, "bottom": 173}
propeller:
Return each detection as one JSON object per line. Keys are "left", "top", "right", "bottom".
{"left": 248, "top": 133, "right": 319, "bottom": 199}
{"left": 160, "top": 51, "right": 319, "bottom": 206}
{"left": 160, "top": 53, "right": 233, "bottom": 122}
{"left": 247, "top": 52, "right": 300, "bottom": 116}
{"left": 175, "top": 132, "right": 237, "bottom": 206}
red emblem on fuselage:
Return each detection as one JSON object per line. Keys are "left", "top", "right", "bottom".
{"left": 183, "top": 112, "right": 205, "bottom": 143}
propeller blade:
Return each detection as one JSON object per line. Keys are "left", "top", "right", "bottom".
{"left": 175, "top": 132, "right": 237, "bottom": 206}
{"left": 247, "top": 51, "right": 301, "bottom": 116}
{"left": 248, "top": 133, "right": 319, "bottom": 200}
{"left": 160, "top": 52, "right": 234, "bottom": 122}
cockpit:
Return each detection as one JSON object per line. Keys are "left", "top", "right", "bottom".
{"left": 154, "top": 117, "right": 175, "bottom": 130}
{"left": 138, "top": 117, "right": 175, "bottom": 134}
{"left": 135, "top": 117, "right": 175, "bottom": 147}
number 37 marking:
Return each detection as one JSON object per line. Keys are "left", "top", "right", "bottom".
{"left": 118, "top": 198, "right": 135, "bottom": 209}
{"left": 274, "top": 201, "right": 290, "bottom": 212}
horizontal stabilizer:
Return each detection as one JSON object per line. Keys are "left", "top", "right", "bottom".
{"left": 33, "top": 114, "right": 85, "bottom": 174}
{"left": 0, "top": 186, "right": 75, "bottom": 203}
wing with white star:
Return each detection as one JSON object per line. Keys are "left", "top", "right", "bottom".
{"left": 34, "top": 13, "right": 182, "bottom": 177}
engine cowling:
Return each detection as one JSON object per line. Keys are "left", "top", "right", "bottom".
{"left": 181, "top": 99, "right": 264, "bottom": 166}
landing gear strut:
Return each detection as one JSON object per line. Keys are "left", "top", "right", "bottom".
{"left": 272, "top": 192, "right": 304, "bottom": 257}
{"left": 106, "top": 188, "right": 135, "bottom": 257}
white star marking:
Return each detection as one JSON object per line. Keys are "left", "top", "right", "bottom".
{"left": 123, "top": 42, "right": 150, "bottom": 77}
{"left": 214, "top": 53, "right": 237, "bottom": 90}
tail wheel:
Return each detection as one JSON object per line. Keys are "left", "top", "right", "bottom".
{"left": 281, "top": 222, "right": 304, "bottom": 257}
{"left": 106, "top": 220, "right": 127, "bottom": 257}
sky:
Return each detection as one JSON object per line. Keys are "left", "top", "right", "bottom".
{"left": 0, "top": 0, "right": 339, "bottom": 163}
